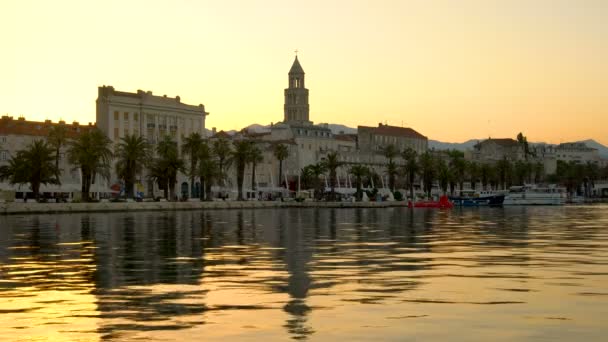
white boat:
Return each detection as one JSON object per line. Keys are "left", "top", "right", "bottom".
{"left": 503, "top": 185, "right": 565, "bottom": 205}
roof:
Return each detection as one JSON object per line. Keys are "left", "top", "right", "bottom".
{"left": 0, "top": 116, "right": 93, "bottom": 138}
{"left": 211, "top": 130, "right": 232, "bottom": 139}
{"left": 358, "top": 124, "right": 427, "bottom": 140}
{"left": 289, "top": 56, "right": 305, "bottom": 74}
{"left": 485, "top": 138, "right": 519, "bottom": 147}
{"left": 334, "top": 134, "right": 357, "bottom": 142}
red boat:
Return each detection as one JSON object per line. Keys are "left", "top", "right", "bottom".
{"left": 408, "top": 195, "right": 454, "bottom": 209}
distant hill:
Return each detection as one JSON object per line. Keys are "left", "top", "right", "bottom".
{"left": 577, "top": 139, "right": 608, "bottom": 159}
{"left": 428, "top": 139, "right": 480, "bottom": 151}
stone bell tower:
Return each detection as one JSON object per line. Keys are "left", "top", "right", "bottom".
{"left": 284, "top": 56, "right": 310, "bottom": 124}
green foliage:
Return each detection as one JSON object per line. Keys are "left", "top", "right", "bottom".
{"left": 393, "top": 191, "right": 404, "bottom": 201}
{"left": 115, "top": 134, "right": 151, "bottom": 198}
{"left": 0, "top": 140, "right": 59, "bottom": 201}
{"left": 182, "top": 132, "right": 204, "bottom": 197}
{"left": 321, "top": 151, "right": 342, "bottom": 201}
{"left": 67, "top": 128, "right": 113, "bottom": 202}
{"left": 148, "top": 135, "right": 185, "bottom": 200}
{"left": 273, "top": 143, "right": 289, "bottom": 188}
{"left": 232, "top": 140, "right": 254, "bottom": 200}
{"left": 349, "top": 164, "right": 369, "bottom": 201}
{"left": 47, "top": 124, "right": 69, "bottom": 184}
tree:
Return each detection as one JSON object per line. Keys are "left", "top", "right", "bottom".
{"left": 448, "top": 150, "right": 466, "bottom": 193}
{"left": 495, "top": 157, "right": 512, "bottom": 190}
{"left": 321, "top": 151, "right": 342, "bottom": 201}
{"left": 232, "top": 140, "right": 253, "bottom": 201}
{"left": 212, "top": 138, "right": 232, "bottom": 187}
{"left": 401, "top": 148, "right": 419, "bottom": 200}
{"left": 248, "top": 145, "right": 264, "bottom": 192}
{"left": 418, "top": 152, "right": 435, "bottom": 198}
{"left": 436, "top": 158, "right": 451, "bottom": 194}
{"left": 533, "top": 162, "right": 544, "bottom": 184}
{"left": 308, "top": 163, "right": 328, "bottom": 200}
{"left": 480, "top": 163, "right": 493, "bottom": 190}
{"left": 273, "top": 143, "right": 289, "bottom": 188}
{"left": 47, "top": 124, "right": 69, "bottom": 184}
{"left": 468, "top": 161, "right": 480, "bottom": 191}
{"left": 517, "top": 132, "right": 531, "bottom": 160}
{"left": 197, "top": 141, "right": 219, "bottom": 201}
{"left": 349, "top": 164, "right": 369, "bottom": 201}
{"left": 67, "top": 128, "right": 113, "bottom": 202}
{"left": 381, "top": 144, "right": 399, "bottom": 191}
{"left": 0, "top": 140, "right": 59, "bottom": 201}
{"left": 513, "top": 160, "right": 529, "bottom": 186}
{"left": 151, "top": 135, "right": 185, "bottom": 200}
{"left": 181, "top": 132, "right": 204, "bottom": 198}
{"left": 115, "top": 134, "right": 150, "bottom": 198}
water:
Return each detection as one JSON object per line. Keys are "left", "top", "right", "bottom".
{"left": 1, "top": 206, "right": 608, "bottom": 341}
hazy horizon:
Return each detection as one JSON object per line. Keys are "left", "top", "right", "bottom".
{"left": 2, "top": 0, "right": 607, "bottom": 145}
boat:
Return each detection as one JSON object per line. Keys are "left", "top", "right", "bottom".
{"left": 449, "top": 190, "right": 505, "bottom": 207}
{"left": 408, "top": 195, "right": 454, "bottom": 209}
{"left": 503, "top": 185, "right": 565, "bottom": 205}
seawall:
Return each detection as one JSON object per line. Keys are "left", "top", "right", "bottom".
{"left": 0, "top": 200, "right": 408, "bottom": 215}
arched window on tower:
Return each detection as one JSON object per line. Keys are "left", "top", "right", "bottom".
{"left": 295, "top": 78, "right": 300, "bottom": 88}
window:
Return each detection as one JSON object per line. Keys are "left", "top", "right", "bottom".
{"left": 0, "top": 150, "right": 7, "bottom": 161}
{"left": 124, "top": 112, "right": 129, "bottom": 120}
{"left": 134, "top": 113, "right": 139, "bottom": 121}
{"left": 114, "top": 127, "right": 119, "bottom": 139}
{"left": 114, "top": 111, "right": 119, "bottom": 120}
{"left": 0, "top": 136, "right": 6, "bottom": 143}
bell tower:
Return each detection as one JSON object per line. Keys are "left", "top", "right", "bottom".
{"left": 284, "top": 55, "right": 310, "bottom": 124}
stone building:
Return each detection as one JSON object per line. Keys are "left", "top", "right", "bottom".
{"left": 357, "top": 123, "right": 427, "bottom": 155}
{"left": 0, "top": 116, "right": 94, "bottom": 199}
{"left": 470, "top": 138, "right": 524, "bottom": 163}
{"left": 96, "top": 86, "right": 208, "bottom": 198}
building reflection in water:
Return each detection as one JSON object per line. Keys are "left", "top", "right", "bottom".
{"left": 2, "top": 207, "right": 606, "bottom": 340}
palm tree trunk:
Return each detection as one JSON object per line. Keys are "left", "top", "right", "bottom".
{"left": 237, "top": 164, "right": 245, "bottom": 201}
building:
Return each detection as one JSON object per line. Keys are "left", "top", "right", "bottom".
{"left": 470, "top": 138, "right": 524, "bottom": 163}
{"left": 96, "top": 86, "right": 209, "bottom": 198}
{"left": 554, "top": 142, "right": 601, "bottom": 165}
{"left": 0, "top": 116, "right": 94, "bottom": 199}
{"left": 357, "top": 123, "right": 427, "bottom": 155}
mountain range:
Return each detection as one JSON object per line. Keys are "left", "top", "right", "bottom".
{"left": 212, "top": 123, "right": 608, "bottom": 158}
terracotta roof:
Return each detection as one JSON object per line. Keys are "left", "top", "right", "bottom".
{"left": 211, "top": 130, "right": 232, "bottom": 139}
{"left": 0, "top": 116, "right": 93, "bottom": 138}
{"left": 334, "top": 133, "right": 357, "bottom": 142}
{"left": 358, "top": 124, "right": 427, "bottom": 140}
{"left": 486, "top": 138, "right": 519, "bottom": 147}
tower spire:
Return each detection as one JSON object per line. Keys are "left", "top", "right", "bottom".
{"left": 284, "top": 55, "right": 310, "bottom": 124}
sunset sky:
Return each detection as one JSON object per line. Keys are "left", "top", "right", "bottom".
{"left": 2, "top": 0, "right": 607, "bottom": 144}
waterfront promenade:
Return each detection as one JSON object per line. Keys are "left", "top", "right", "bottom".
{"left": 0, "top": 200, "right": 407, "bottom": 215}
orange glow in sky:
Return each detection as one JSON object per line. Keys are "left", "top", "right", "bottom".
{"left": 1, "top": 0, "right": 607, "bottom": 144}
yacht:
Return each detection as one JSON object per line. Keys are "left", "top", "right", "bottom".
{"left": 503, "top": 185, "right": 565, "bottom": 205}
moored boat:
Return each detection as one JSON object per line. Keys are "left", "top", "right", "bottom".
{"left": 408, "top": 195, "right": 454, "bottom": 209}
{"left": 449, "top": 190, "right": 505, "bottom": 207}
{"left": 503, "top": 185, "right": 565, "bottom": 205}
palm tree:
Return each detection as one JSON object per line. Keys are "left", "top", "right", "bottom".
{"left": 197, "top": 141, "right": 218, "bottom": 201}
{"left": 158, "top": 135, "right": 185, "bottom": 200}
{"left": 309, "top": 162, "right": 328, "bottom": 200}
{"left": 533, "top": 162, "right": 544, "bottom": 184}
{"left": 418, "top": 152, "right": 436, "bottom": 198}
{"left": 480, "top": 163, "right": 493, "bottom": 190}
{"left": 248, "top": 145, "right": 264, "bottom": 192}
{"left": 401, "top": 148, "right": 419, "bottom": 200}
{"left": 381, "top": 144, "right": 399, "bottom": 191}
{"left": 232, "top": 140, "right": 253, "bottom": 201}
{"left": 300, "top": 165, "right": 315, "bottom": 190}
{"left": 273, "top": 143, "right": 289, "bottom": 188}
{"left": 212, "top": 138, "right": 232, "bottom": 187}
{"left": 467, "top": 161, "right": 480, "bottom": 191}
{"left": 495, "top": 157, "right": 512, "bottom": 190}
{"left": 115, "top": 134, "right": 151, "bottom": 198}
{"left": 321, "top": 151, "right": 342, "bottom": 201}
{"left": 47, "top": 124, "right": 69, "bottom": 184}
{"left": 67, "top": 128, "right": 113, "bottom": 202}
{"left": 349, "top": 164, "right": 369, "bottom": 201}
{"left": 0, "top": 140, "right": 59, "bottom": 201}
{"left": 436, "top": 158, "right": 451, "bottom": 194}
{"left": 448, "top": 150, "right": 466, "bottom": 193}
{"left": 181, "top": 132, "right": 204, "bottom": 198}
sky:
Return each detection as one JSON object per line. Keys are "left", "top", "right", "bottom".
{"left": 1, "top": 0, "right": 607, "bottom": 144}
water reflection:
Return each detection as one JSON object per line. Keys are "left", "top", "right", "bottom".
{"left": 0, "top": 206, "right": 607, "bottom": 340}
